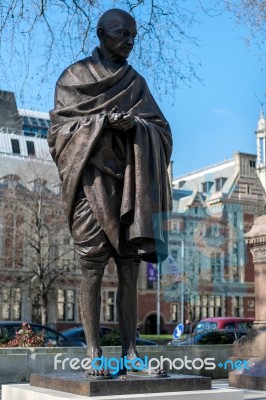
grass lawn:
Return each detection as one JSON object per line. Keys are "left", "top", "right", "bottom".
{"left": 141, "top": 334, "right": 173, "bottom": 344}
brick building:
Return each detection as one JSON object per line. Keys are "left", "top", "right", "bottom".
{"left": 0, "top": 90, "right": 265, "bottom": 335}
{"left": 137, "top": 117, "right": 266, "bottom": 333}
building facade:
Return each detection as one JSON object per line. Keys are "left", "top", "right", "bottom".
{"left": 0, "top": 89, "right": 265, "bottom": 334}
{"left": 136, "top": 114, "right": 266, "bottom": 334}
{"left": 0, "top": 91, "right": 120, "bottom": 331}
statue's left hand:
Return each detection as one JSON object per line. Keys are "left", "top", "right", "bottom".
{"left": 108, "top": 108, "right": 136, "bottom": 131}
{"left": 118, "top": 112, "right": 136, "bottom": 131}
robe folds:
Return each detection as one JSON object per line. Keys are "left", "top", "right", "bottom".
{"left": 48, "top": 47, "right": 173, "bottom": 263}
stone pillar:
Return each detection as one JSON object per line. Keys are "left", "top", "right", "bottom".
{"left": 229, "top": 215, "right": 266, "bottom": 390}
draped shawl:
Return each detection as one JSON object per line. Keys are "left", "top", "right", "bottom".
{"left": 48, "top": 48, "right": 172, "bottom": 262}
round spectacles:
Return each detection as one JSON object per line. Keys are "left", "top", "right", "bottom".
{"left": 104, "top": 29, "right": 138, "bottom": 42}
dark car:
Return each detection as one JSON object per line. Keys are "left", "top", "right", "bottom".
{"left": 0, "top": 321, "right": 85, "bottom": 347}
{"left": 61, "top": 326, "right": 157, "bottom": 346}
{"left": 168, "top": 329, "right": 245, "bottom": 346}
{"left": 61, "top": 326, "right": 114, "bottom": 343}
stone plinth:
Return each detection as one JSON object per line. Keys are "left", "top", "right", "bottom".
{"left": 2, "top": 383, "right": 244, "bottom": 400}
{"left": 229, "top": 215, "right": 266, "bottom": 390}
{"left": 30, "top": 372, "right": 211, "bottom": 397}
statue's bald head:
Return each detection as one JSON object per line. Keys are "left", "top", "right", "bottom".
{"left": 96, "top": 8, "right": 137, "bottom": 62}
{"left": 97, "top": 9, "right": 135, "bottom": 31}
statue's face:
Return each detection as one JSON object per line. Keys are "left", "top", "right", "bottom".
{"left": 100, "top": 13, "right": 137, "bottom": 61}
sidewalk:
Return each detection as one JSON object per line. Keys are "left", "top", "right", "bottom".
{"left": 213, "top": 379, "right": 266, "bottom": 399}
{"left": 1, "top": 380, "right": 266, "bottom": 399}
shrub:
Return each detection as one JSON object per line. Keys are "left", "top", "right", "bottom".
{"left": 197, "top": 331, "right": 234, "bottom": 345}
{"left": 0, "top": 323, "right": 45, "bottom": 348}
{"left": 100, "top": 330, "right": 121, "bottom": 346}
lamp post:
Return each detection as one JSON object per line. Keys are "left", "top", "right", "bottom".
{"left": 180, "top": 240, "right": 185, "bottom": 326}
{"left": 156, "top": 261, "right": 161, "bottom": 335}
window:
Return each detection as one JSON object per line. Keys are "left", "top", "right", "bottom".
{"left": 29, "top": 117, "right": 39, "bottom": 126}
{"left": 39, "top": 119, "right": 49, "bottom": 127}
{"left": 171, "top": 250, "right": 178, "bottom": 260}
{"left": 32, "top": 294, "right": 42, "bottom": 324}
{"left": 22, "top": 116, "right": 30, "bottom": 125}
{"left": 211, "top": 253, "right": 222, "bottom": 281}
{"left": 215, "top": 177, "right": 227, "bottom": 192}
{"left": 57, "top": 289, "right": 75, "bottom": 321}
{"left": 233, "top": 212, "right": 238, "bottom": 228}
{"left": 212, "top": 225, "right": 219, "bottom": 237}
{"left": 232, "top": 266, "right": 240, "bottom": 281}
{"left": 208, "top": 296, "right": 215, "bottom": 317}
{"left": 11, "top": 139, "right": 20, "bottom": 154}
{"left": 26, "top": 141, "right": 35, "bottom": 157}
{"left": 233, "top": 243, "right": 238, "bottom": 266}
{"left": 171, "top": 304, "right": 178, "bottom": 322}
{"left": 246, "top": 185, "right": 250, "bottom": 195}
{"left": 202, "top": 181, "right": 213, "bottom": 194}
{"left": 171, "top": 220, "right": 178, "bottom": 232}
{"left": 178, "top": 180, "right": 186, "bottom": 188}
{"left": 2, "top": 288, "right": 21, "bottom": 320}
{"left": 191, "top": 295, "right": 222, "bottom": 320}
{"left": 215, "top": 296, "right": 222, "bottom": 317}
{"left": 233, "top": 297, "right": 240, "bottom": 317}
{"left": 107, "top": 291, "right": 115, "bottom": 322}
{"left": 249, "top": 160, "right": 256, "bottom": 168}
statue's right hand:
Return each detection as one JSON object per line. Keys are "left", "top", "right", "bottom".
{"left": 108, "top": 106, "right": 124, "bottom": 129}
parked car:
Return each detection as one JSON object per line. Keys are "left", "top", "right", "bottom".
{"left": 194, "top": 317, "right": 254, "bottom": 335}
{"left": 61, "top": 326, "right": 113, "bottom": 343}
{"left": 168, "top": 317, "right": 254, "bottom": 346}
{"left": 168, "top": 330, "right": 239, "bottom": 346}
{"left": 0, "top": 321, "right": 85, "bottom": 347}
{"left": 61, "top": 326, "right": 157, "bottom": 346}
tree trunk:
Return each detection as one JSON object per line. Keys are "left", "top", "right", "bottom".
{"left": 40, "top": 291, "right": 48, "bottom": 326}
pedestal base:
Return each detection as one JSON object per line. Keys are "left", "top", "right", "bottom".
{"left": 2, "top": 383, "right": 244, "bottom": 400}
{"left": 229, "top": 329, "right": 266, "bottom": 390}
{"left": 30, "top": 372, "right": 211, "bottom": 397}
{"left": 229, "top": 357, "right": 266, "bottom": 390}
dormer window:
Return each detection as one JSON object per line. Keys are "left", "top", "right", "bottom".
{"left": 249, "top": 160, "right": 256, "bottom": 168}
{"left": 202, "top": 181, "right": 213, "bottom": 194}
{"left": 26, "top": 141, "right": 35, "bottom": 157}
{"left": 11, "top": 138, "right": 20, "bottom": 154}
{"left": 215, "top": 177, "right": 227, "bottom": 192}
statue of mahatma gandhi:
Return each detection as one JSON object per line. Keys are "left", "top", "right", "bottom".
{"left": 48, "top": 8, "right": 172, "bottom": 377}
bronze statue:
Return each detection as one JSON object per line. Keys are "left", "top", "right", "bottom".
{"left": 48, "top": 8, "right": 172, "bottom": 376}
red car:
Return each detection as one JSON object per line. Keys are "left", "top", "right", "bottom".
{"left": 194, "top": 317, "right": 254, "bottom": 335}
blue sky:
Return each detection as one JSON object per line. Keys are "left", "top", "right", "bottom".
{"left": 3, "top": 3, "right": 265, "bottom": 180}
{"left": 161, "top": 9, "right": 266, "bottom": 178}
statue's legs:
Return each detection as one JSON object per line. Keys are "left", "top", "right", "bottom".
{"left": 115, "top": 258, "right": 140, "bottom": 360}
{"left": 72, "top": 193, "right": 143, "bottom": 374}
{"left": 72, "top": 195, "right": 111, "bottom": 373}
{"left": 79, "top": 262, "right": 105, "bottom": 360}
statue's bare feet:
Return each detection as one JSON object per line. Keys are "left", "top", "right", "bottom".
{"left": 123, "top": 355, "right": 168, "bottom": 377}
{"left": 84, "top": 355, "right": 112, "bottom": 380}
{"left": 85, "top": 367, "right": 111, "bottom": 380}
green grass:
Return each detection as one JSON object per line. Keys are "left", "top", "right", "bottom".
{"left": 141, "top": 334, "right": 173, "bottom": 341}
{"left": 140, "top": 334, "right": 173, "bottom": 340}
{"left": 141, "top": 334, "right": 188, "bottom": 344}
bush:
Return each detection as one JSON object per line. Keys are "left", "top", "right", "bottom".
{"left": 0, "top": 323, "right": 45, "bottom": 348}
{"left": 100, "top": 330, "right": 121, "bottom": 346}
{"left": 196, "top": 331, "right": 234, "bottom": 345}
